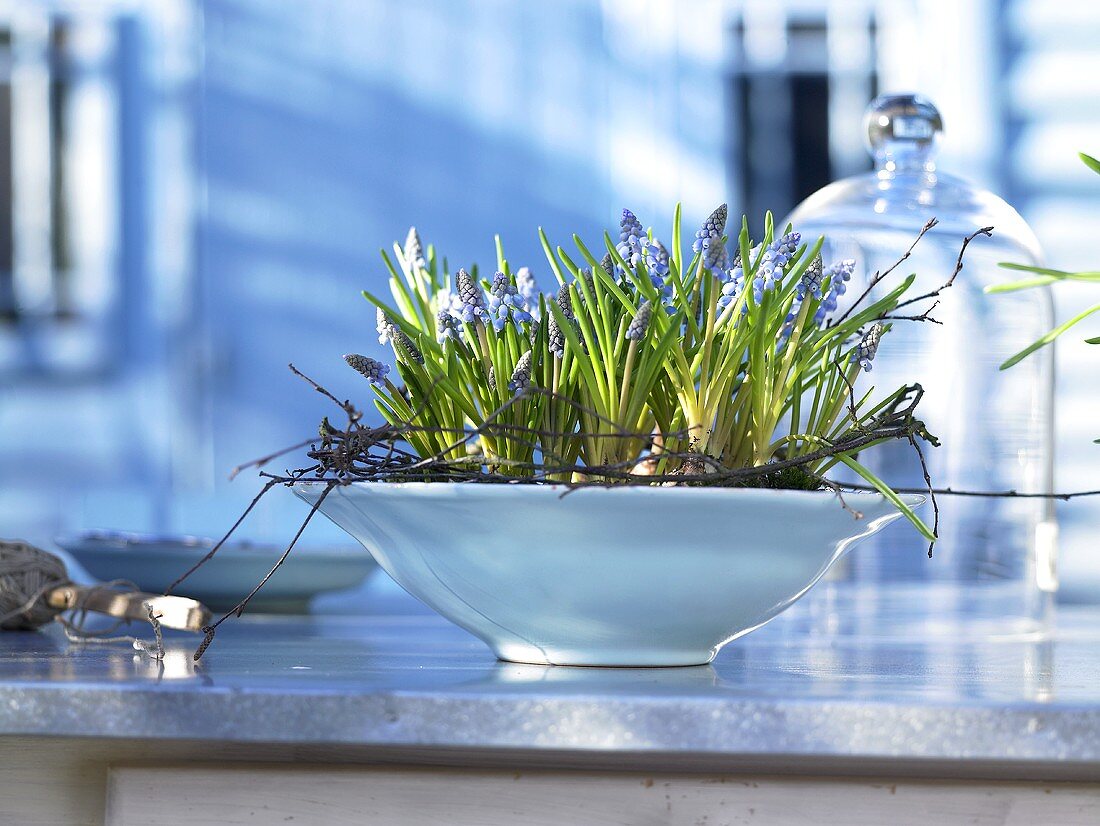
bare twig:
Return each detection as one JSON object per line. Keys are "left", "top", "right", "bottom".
{"left": 838, "top": 482, "right": 1100, "bottom": 501}
{"left": 193, "top": 482, "right": 336, "bottom": 662}
{"left": 889, "top": 226, "right": 995, "bottom": 314}
{"left": 229, "top": 438, "right": 316, "bottom": 480}
{"left": 908, "top": 433, "right": 939, "bottom": 557}
{"left": 165, "top": 478, "right": 279, "bottom": 595}
{"left": 833, "top": 218, "right": 939, "bottom": 327}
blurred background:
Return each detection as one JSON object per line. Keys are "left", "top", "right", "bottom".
{"left": 1, "top": 0, "right": 1098, "bottom": 601}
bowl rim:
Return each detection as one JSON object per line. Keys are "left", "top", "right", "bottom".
{"left": 53, "top": 530, "right": 370, "bottom": 559}
{"left": 295, "top": 479, "right": 925, "bottom": 508}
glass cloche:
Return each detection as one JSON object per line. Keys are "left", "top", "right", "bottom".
{"left": 784, "top": 94, "right": 1056, "bottom": 638}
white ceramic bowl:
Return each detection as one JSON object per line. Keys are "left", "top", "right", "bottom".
{"left": 296, "top": 482, "right": 920, "bottom": 666}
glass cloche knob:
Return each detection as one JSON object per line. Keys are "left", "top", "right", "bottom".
{"left": 863, "top": 93, "right": 943, "bottom": 172}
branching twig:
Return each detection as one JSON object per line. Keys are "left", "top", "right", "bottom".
{"left": 165, "top": 478, "right": 280, "bottom": 595}
{"left": 832, "top": 218, "right": 939, "bottom": 327}
{"left": 890, "top": 226, "right": 995, "bottom": 314}
{"left": 193, "top": 482, "right": 336, "bottom": 662}
{"left": 908, "top": 433, "right": 939, "bottom": 557}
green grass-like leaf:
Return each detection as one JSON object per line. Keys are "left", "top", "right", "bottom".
{"left": 1000, "top": 302, "right": 1100, "bottom": 370}
{"left": 835, "top": 453, "right": 935, "bottom": 541}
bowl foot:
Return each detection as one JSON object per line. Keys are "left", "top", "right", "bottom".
{"left": 493, "top": 641, "right": 716, "bottom": 668}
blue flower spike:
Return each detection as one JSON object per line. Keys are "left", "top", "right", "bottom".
{"left": 376, "top": 310, "right": 424, "bottom": 365}
{"left": 617, "top": 209, "right": 646, "bottom": 268}
{"left": 717, "top": 254, "right": 746, "bottom": 313}
{"left": 642, "top": 239, "right": 674, "bottom": 301}
{"left": 576, "top": 268, "right": 597, "bottom": 306}
{"left": 433, "top": 286, "right": 462, "bottom": 320}
{"left": 626, "top": 300, "right": 653, "bottom": 342}
{"left": 751, "top": 231, "right": 801, "bottom": 301}
{"left": 515, "top": 267, "right": 540, "bottom": 311}
{"left": 599, "top": 252, "right": 616, "bottom": 280}
{"left": 851, "top": 323, "right": 884, "bottom": 372}
{"left": 376, "top": 306, "right": 392, "bottom": 344}
{"left": 547, "top": 315, "right": 565, "bottom": 359}
{"left": 456, "top": 269, "right": 490, "bottom": 325}
{"left": 403, "top": 227, "right": 426, "bottom": 271}
{"left": 436, "top": 310, "right": 462, "bottom": 343}
{"left": 814, "top": 259, "right": 856, "bottom": 324}
{"left": 507, "top": 350, "right": 534, "bottom": 394}
{"left": 547, "top": 289, "right": 579, "bottom": 358}
{"left": 487, "top": 271, "right": 534, "bottom": 332}
{"left": 343, "top": 353, "right": 391, "bottom": 386}
{"left": 693, "top": 204, "right": 729, "bottom": 271}
{"left": 797, "top": 255, "right": 825, "bottom": 301}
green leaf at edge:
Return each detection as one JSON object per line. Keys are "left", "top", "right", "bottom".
{"left": 1000, "top": 302, "right": 1100, "bottom": 369}
{"left": 834, "top": 453, "right": 936, "bottom": 541}
{"left": 1080, "top": 151, "right": 1100, "bottom": 175}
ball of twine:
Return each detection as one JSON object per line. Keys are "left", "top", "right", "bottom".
{"left": 0, "top": 540, "right": 69, "bottom": 630}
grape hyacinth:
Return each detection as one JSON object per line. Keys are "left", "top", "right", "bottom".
{"left": 814, "top": 259, "right": 855, "bottom": 325}
{"left": 515, "top": 267, "right": 540, "bottom": 315}
{"left": 751, "top": 231, "right": 801, "bottom": 301}
{"left": 343, "top": 353, "right": 390, "bottom": 386}
{"left": 851, "top": 323, "right": 884, "bottom": 372}
{"left": 797, "top": 255, "right": 825, "bottom": 301}
{"left": 643, "top": 239, "right": 673, "bottom": 301}
{"left": 403, "top": 226, "right": 426, "bottom": 270}
{"left": 626, "top": 300, "right": 653, "bottom": 341}
{"left": 692, "top": 204, "right": 728, "bottom": 270}
{"left": 456, "top": 269, "right": 490, "bottom": 325}
{"left": 436, "top": 310, "right": 461, "bottom": 343}
{"left": 376, "top": 306, "right": 391, "bottom": 345}
{"left": 547, "top": 315, "right": 565, "bottom": 359}
{"left": 432, "top": 286, "right": 462, "bottom": 319}
{"left": 599, "top": 252, "right": 615, "bottom": 281}
{"left": 487, "top": 271, "right": 534, "bottom": 332}
{"left": 717, "top": 255, "right": 746, "bottom": 312}
{"left": 377, "top": 310, "right": 424, "bottom": 364}
{"left": 617, "top": 208, "right": 646, "bottom": 268}
{"left": 392, "top": 329, "right": 425, "bottom": 365}
{"left": 576, "top": 268, "right": 596, "bottom": 306}
{"left": 507, "top": 350, "right": 534, "bottom": 394}
{"left": 547, "top": 289, "right": 575, "bottom": 358}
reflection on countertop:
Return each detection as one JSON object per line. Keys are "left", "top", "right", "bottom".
{"left": 2, "top": 581, "right": 1098, "bottom": 775}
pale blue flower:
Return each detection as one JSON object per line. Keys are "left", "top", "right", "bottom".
{"left": 797, "top": 255, "right": 825, "bottom": 301}
{"left": 404, "top": 227, "right": 426, "bottom": 270}
{"left": 626, "top": 300, "right": 653, "bottom": 341}
{"left": 547, "top": 289, "right": 578, "bottom": 358}
{"left": 692, "top": 204, "right": 728, "bottom": 270}
{"left": 599, "top": 253, "right": 616, "bottom": 282}
{"left": 643, "top": 239, "right": 673, "bottom": 300}
{"left": 456, "top": 268, "right": 490, "bottom": 325}
{"left": 433, "top": 286, "right": 463, "bottom": 319}
{"left": 851, "top": 323, "right": 884, "bottom": 372}
{"left": 751, "top": 231, "right": 801, "bottom": 301}
{"left": 344, "top": 354, "right": 390, "bottom": 385}
{"left": 487, "top": 271, "right": 534, "bottom": 331}
{"left": 814, "top": 259, "right": 855, "bottom": 325}
{"left": 617, "top": 208, "right": 646, "bottom": 268}
{"left": 436, "top": 310, "right": 461, "bottom": 343}
{"left": 507, "top": 350, "right": 534, "bottom": 394}
{"left": 717, "top": 255, "right": 747, "bottom": 313}
{"left": 515, "top": 267, "right": 540, "bottom": 316}
{"left": 376, "top": 306, "right": 391, "bottom": 345}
